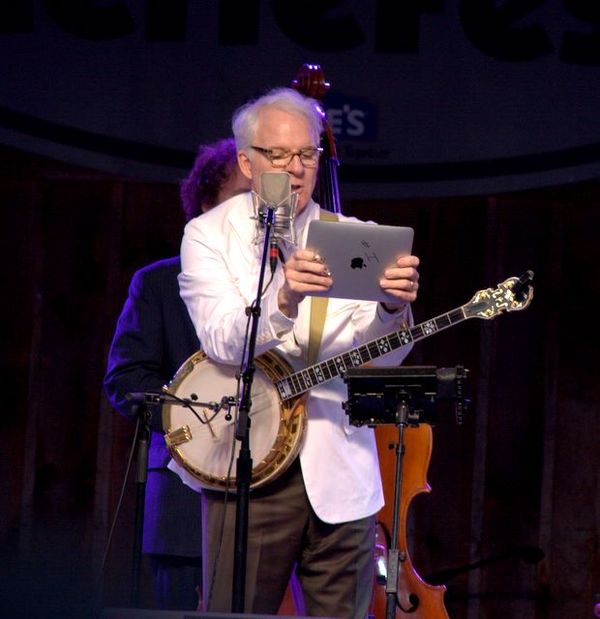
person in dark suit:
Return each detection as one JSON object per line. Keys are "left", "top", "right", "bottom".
{"left": 103, "top": 137, "right": 250, "bottom": 610}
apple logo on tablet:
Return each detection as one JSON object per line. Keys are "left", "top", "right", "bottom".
{"left": 351, "top": 257, "right": 366, "bottom": 269}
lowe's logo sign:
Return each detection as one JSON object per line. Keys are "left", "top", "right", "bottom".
{"left": 324, "top": 93, "right": 377, "bottom": 142}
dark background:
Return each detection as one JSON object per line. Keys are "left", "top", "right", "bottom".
{"left": 1, "top": 3, "right": 600, "bottom": 617}
{"left": 0, "top": 142, "right": 598, "bottom": 618}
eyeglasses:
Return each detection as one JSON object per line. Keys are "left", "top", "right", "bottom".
{"left": 250, "top": 145, "right": 323, "bottom": 168}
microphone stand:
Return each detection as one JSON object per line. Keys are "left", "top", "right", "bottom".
{"left": 231, "top": 205, "right": 276, "bottom": 613}
{"left": 385, "top": 399, "right": 415, "bottom": 619}
{"left": 125, "top": 392, "right": 223, "bottom": 606}
{"left": 131, "top": 403, "right": 151, "bottom": 607}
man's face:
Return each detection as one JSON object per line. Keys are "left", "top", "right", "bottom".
{"left": 238, "top": 107, "right": 319, "bottom": 213}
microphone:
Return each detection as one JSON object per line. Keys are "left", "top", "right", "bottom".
{"left": 251, "top": 172, "right": 298, "bottom": 257}
{"left": 125, "top": 391, "right": 164, "bottom": 404}
{"left": 125, "top": 391, "right": 226, "bottom": 411}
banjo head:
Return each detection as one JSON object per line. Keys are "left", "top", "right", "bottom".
{"left": 162, "top": 350, "right": 305, "bottom": 491}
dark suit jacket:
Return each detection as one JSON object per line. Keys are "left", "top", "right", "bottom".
{"left": 104, "top": 257, "right": 202, "bottom": 557}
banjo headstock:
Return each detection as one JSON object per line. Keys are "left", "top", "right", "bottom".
{"left": 463, "top": 271, "right": 534, "bottom": 320}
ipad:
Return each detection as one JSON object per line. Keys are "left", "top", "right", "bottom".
{"left": 305, "top": 219, "right": 414, "bottom": 302}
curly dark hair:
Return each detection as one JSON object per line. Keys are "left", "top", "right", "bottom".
{"left": 180, "top": 138, "right": 238, "bottom": 222}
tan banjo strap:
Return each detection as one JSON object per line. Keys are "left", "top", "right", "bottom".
{"left": 307, "top": 210, "right": 339, "bottom": 367}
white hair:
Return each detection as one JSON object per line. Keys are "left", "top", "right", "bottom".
{"left": 231, "top": 87, "right": 323, "bottom": 152}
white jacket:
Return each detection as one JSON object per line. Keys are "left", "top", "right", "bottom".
{"left": 178, "top": 193, "right": 414, "bottom": 523}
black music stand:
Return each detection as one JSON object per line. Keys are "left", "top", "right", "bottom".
{"left": 342, "top": 366, "right": 468, "bottom": 619}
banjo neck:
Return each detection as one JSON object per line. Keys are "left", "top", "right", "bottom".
{"left": 275, "top": 273, "right": 534, "bottom": 402}
{"left": 275, "top": 308, "right": 465, "bottom": 401}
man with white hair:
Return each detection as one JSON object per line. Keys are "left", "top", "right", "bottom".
{"left": 178, "top": 87, "right": 420, "bottom": 618}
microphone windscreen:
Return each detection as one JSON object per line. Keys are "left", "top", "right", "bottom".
{"left": 260, "top": 172, "right": 291, "bottom": 206}
{"left": 252, "top": 171, "right": 297, "bottom": 246}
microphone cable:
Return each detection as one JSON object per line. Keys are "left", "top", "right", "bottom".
{"left": 89, "top": 414, "right": 141, "bottom": 614}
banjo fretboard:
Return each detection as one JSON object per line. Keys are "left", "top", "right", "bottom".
{"left": 275, "top": 307, "right": 466, "bottom": 401}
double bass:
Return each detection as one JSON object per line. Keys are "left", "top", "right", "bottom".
{"left": 291, "top": 63, "right": 449, "bottom": 619}
{"left": 291, "top": 63, "right": 341, "bottom": 215}
{"left": 373, "top": 423, "right": 449, "bottom": 619}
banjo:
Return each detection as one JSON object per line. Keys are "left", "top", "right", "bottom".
{"left": 162, "top": 273, "right": 533, "bottom": 491}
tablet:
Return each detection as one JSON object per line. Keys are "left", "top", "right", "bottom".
{"left": 305, "top": 219, "right": 414, "bottom": 302}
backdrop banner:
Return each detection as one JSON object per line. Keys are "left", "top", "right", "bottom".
{"left": 1, "top": 1, "right": 600, "bottom": 197}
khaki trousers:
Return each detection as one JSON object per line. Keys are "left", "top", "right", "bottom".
{"left": 201, "top": 458, "right": 375, "bottom": 618}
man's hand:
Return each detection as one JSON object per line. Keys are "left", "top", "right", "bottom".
{"left": 278, "top": 250, "right": 332, "bottom": 318}
{"left": 379, "top": 255, "right": 420, "bottom": 313}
